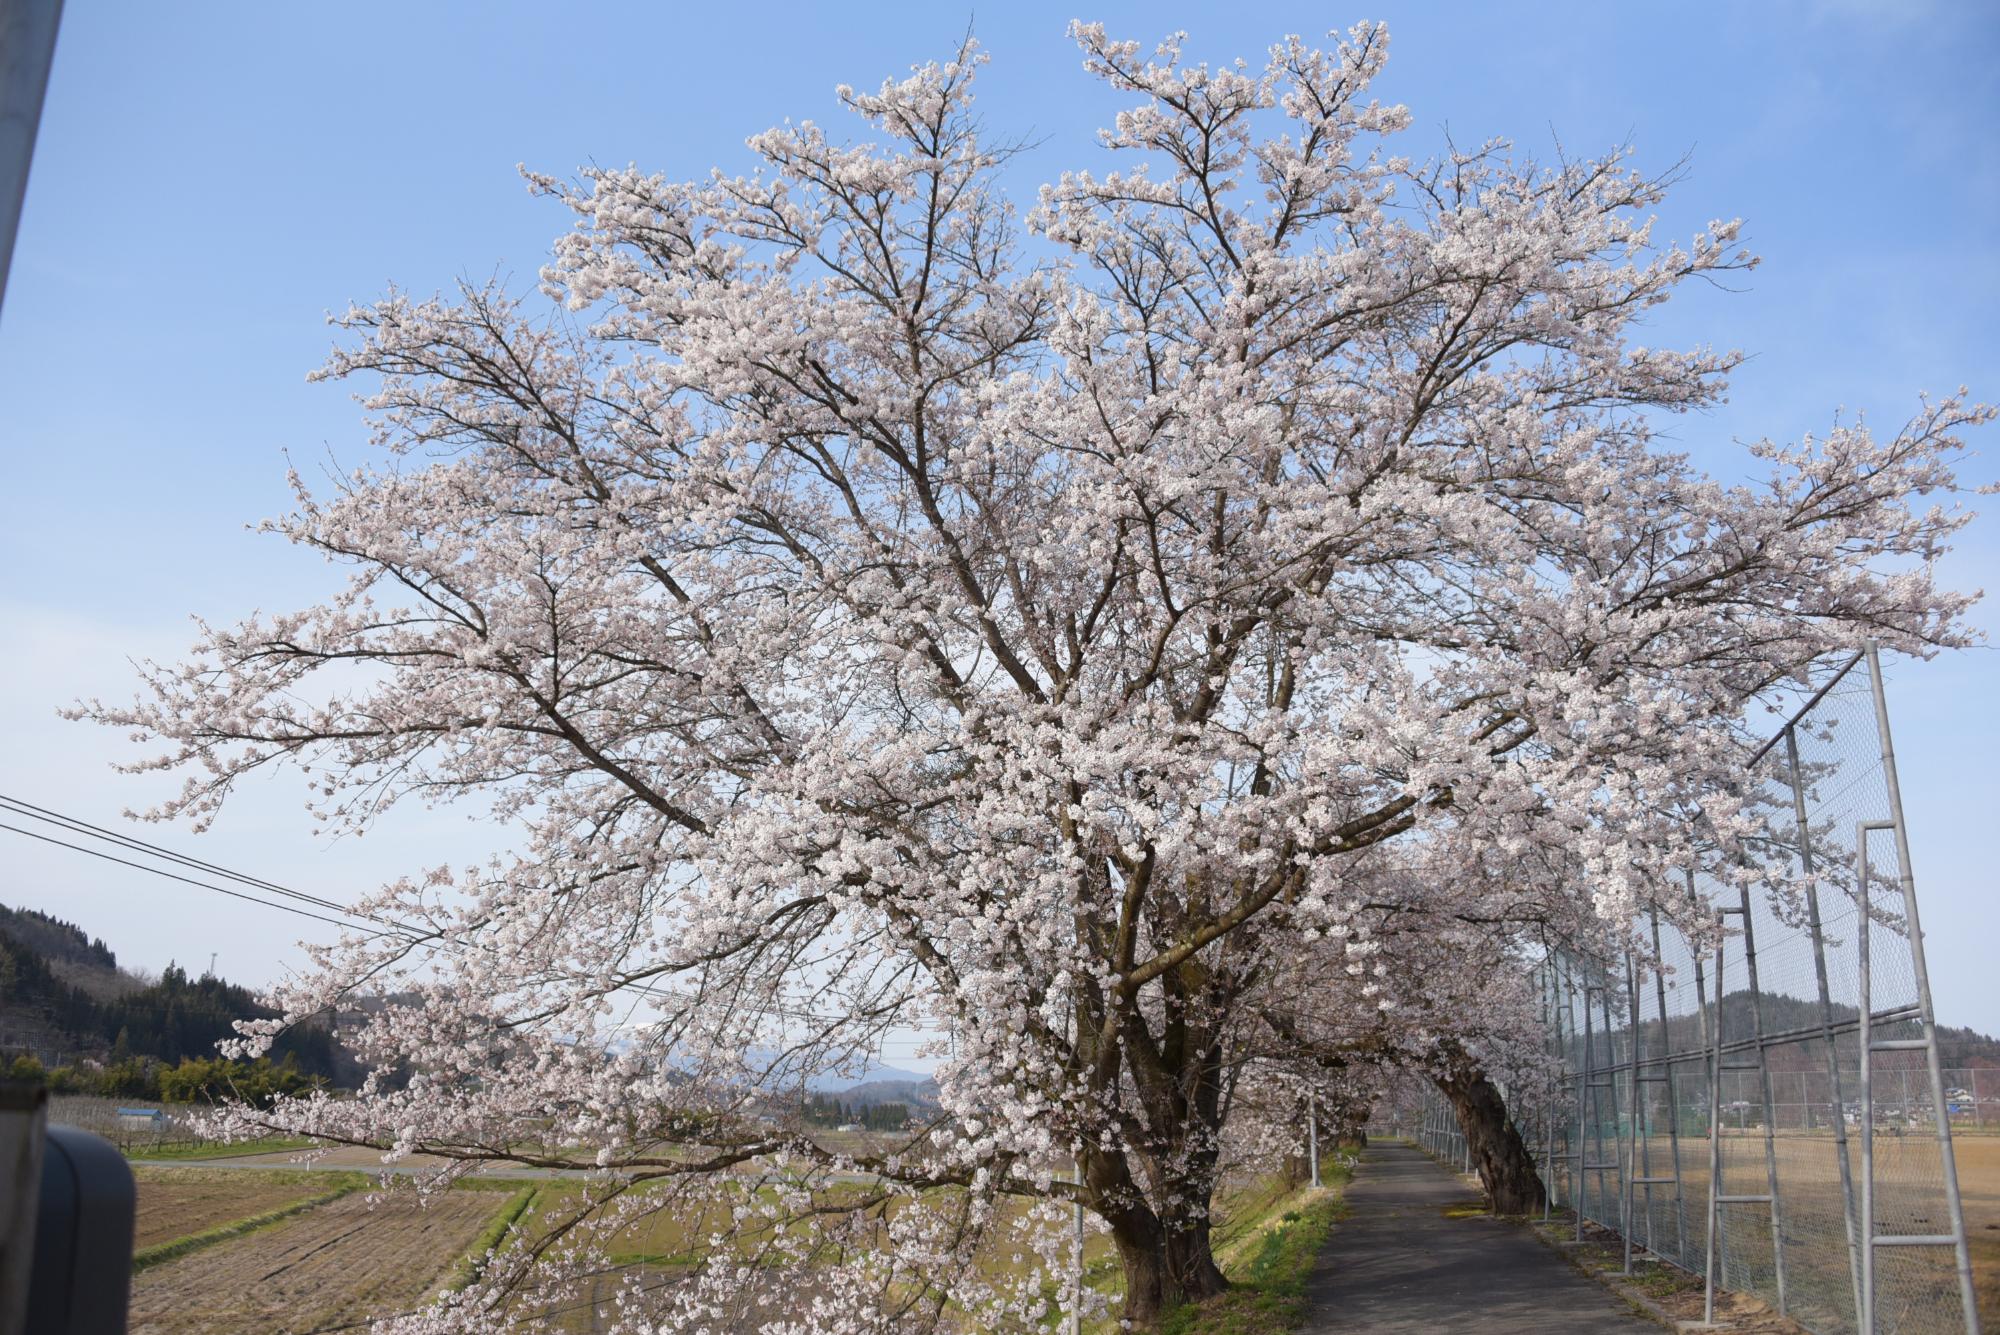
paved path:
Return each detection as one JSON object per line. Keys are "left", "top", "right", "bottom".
{"left": 1302, "top": 1142, "right": 1658, "bottom": 1333}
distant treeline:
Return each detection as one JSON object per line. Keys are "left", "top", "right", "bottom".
{"left": 1578, "top": 984, "right": 2000, "bottom": 1072}
{"left": 803, "top": 1094, "right": 911, "bottom": 1130}
{"left": 0, "top": 903, "right": 339, "bottom": 1081}
{"left": 5, "top": 1050, "right": 323, "bottom": 1106}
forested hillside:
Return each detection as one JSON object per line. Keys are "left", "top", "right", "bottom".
{"left": 0, "top": 903, "right": 339, "bottom": 1082}
{"left": 1588, "top": 983, "right": 2000, "bottom": 1072}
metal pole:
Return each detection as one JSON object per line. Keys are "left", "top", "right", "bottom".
{"left": 0, "top": 0, "right": 63, "bottom": 318}
{"left": 1542, "top": 961, "right": 1557, "bottom": 1221}
{"left": 1066, "top": 992, "right": 1084, "bottom": 1335}
{"left": 1788, "top": 717, "right": 1865, "bottom": 1324}
{"left": 1651, "top": 904, "right": 1690, "bottom": 1265}
{"left": 1620, "top": 951, "right": 1640, "bottom": 1274}
{"left": 1582, "top": 979, "right": 1600, "bottom": 1240}
{"left": 1564, "top": 956, "right": 1581, "bottom": 1215}
{"left": 1701, "top": 929, "right": 1723, "bottom": 1328}
{"left": 1309, "top": 1091, "right": 1320, "bottom": 1190}
{"left": 1857, "top": 822, "right": 1877, "bottom": 1335}
{"left": 1575, "top": 964, "right": 1590, "bottom": 1242}
{"left": 1866, "top": 643, "right": 1983, "bottom": 1335}
{"left": 1736, "top": 881, "right": 1789, "bottom": 1315}
{"left": 1070, "top": 1155, "right": 1084, "bottom": 1335}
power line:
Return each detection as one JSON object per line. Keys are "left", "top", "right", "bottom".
{"left": 0, "top": 794, "right": 954, "bottom": 1032}
{"left": 0, "top": 793, "right": 418, "bottom": 931}
{"left": 0, "top": 820, "right": 389, "bottom": 938}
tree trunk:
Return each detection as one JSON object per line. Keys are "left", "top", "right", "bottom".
{"left": 1165, "top": 1209, "right": 1229, "bottom": 1303}
{"left": 1438, "top": 1070, "right": 1546, "bottom": 1214}
{"left": 1093, "top": 1149, "right": 1229, "bottom": 1331}
{"left": 1159, "top": 1075, "right": 1230, "bottom": 1305}
{"left": 1108, "top": 1211, "right": 1170, "bottom": 1331}
{"left": 1107, "top": 1209, "right": 1227, "bottom": 1330}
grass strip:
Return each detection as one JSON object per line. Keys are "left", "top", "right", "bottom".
{"left": 448, "top": 1174, "right": 543, "bottom": 1192}
{"left": 123, "top": 1136, "right": 319, "bottom": 1162}
{"left": 1158, "top": 1168, "right": 1352, "bottom": 1335}
{"left": 131, "top": 1174, "right": 368, "bottom": 1273}
{"left": 446, "top": 1185, "right": 540, "bottom": 1291}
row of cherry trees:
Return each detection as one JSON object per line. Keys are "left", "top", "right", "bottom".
{"left": 82, "top": 21, "right": 1986, "bottom": 1332}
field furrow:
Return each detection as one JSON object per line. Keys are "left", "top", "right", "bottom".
{"left": 130, "top": 1189, "right": 506, "bottom": 1334}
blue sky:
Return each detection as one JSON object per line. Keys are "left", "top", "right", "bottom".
{"left": 1, "top": 2, "right": 1994, "bottom": 1047}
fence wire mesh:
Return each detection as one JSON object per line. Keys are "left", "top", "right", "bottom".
{"left": 1478, "top": 649, "right": 1980, "bottom": 1335}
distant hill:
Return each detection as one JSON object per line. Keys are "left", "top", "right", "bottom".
{"left": 0, "top": 902, "right": 340, "bottom": 1081}
{"left": 0, "top": 904, "right": 116, "bottom": 973}
{"left": 810, "top": 1061, "right": 930, "bottom": 1094}
{"left": 837, "top": 1076, "right": 940, "bottom": 1108}
{"left": 729, "top": 1045, "right": 934, "bottom": 1093}
{"left": 1602, "top": 985, "right": 2000, "bottom": 1074}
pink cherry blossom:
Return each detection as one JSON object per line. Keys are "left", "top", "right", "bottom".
{"left": 77, "top": 24, "right": 1986, "bottom": 1333}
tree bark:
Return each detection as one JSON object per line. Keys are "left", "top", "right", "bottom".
{"left": 1107, "top": 1208, "right": 1171, "bottom": 1331}
{"left": 1165, "top": 1209, "right": 1229, "bottom": 1303}
{"left": 1091, "top": 1143, "right": 1231, "bottom": 1331}
{"left": 1104, "top": 1205, "right": 1228, "bottom": 1330}
{"left": 1437, "top": 1069, "right": 1546, "bottom": 1214}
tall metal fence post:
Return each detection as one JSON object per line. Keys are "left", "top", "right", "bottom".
{"left": 1783, "top": 721, "right": 1865, "bottom": 1324}
{"left": 1857, "top": 821, "right": 1880, "bottom": 1335}
{"left": 1568, "top": 955, "right": 1584, "bottom": 1223}
{"left": 1544, "top": 959, "right": 1560, "bottom": 1223}
{"left": 1731, "top": 879, "right": 1789, "bottom": 1314}
{"left": 1865, "top": 642, "right": 1982, "bottom": 1335}
{"left": 1650, "top": 903, "right": 1690, "bottom": 1262}
{"left": 1581, "top": 979, "right": 1601, "bottom": 1241}
{"left": 1622, "top": 947, "right": 1642, "bottom": 1274}
{"left": 1599, "top": 979, "right": 1631, "bottom": 1271}
{"left": 1701, "top": 926, "right": 1724, "bottom": 1326}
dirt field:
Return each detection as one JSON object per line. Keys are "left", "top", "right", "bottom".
{"left": 128, "top": 1189, "right": 508, "bottom": 1334}
{"left": 1568, "top": 1127, "right": 2000, "bottom": 1332}
{"left": 132, "top": 1167, "right": 339, "bottom": 1250}
{"left": 1949, "top": 1135, "right": 2000, "bottom": 1329}
{"left": 110, "top": 1133, "right": 1994, "bottom": 1332}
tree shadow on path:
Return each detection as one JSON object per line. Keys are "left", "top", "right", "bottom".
{"left": 1300, "top": 1142, "right": 1658, "bottom": 1333}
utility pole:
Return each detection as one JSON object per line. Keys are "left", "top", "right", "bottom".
{"left": 1308, "top": 1090, "right": 1320, "bottom": 1189}
{"left": 1066, "top": 987, "right": 1084, "bottom": 1335}
{"left": 1069, "top": 1156, "right": 1083, "bottom": 1335}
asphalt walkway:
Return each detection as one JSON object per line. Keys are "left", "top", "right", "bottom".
{"left": 1301, "top": 1142, "right": 1658, "bottom": 1333}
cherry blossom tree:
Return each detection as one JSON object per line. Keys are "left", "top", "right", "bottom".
{"left": 80, "top": 20, "right": 1987, "bottom": 1331}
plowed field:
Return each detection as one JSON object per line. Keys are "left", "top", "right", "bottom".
{"left": 132, "top": 1167, "right": 343, "bottom": 1250}
{"left": 129, "top": 1189, "right": 505, "bottom": 1334}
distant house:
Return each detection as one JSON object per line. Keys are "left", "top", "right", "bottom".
{"left": 116, "top": 1107, "right": 164, "bottom": 1134}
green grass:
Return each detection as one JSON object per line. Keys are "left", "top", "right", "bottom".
{"left": 130, "top": 1173, "right": 368, "bottom": 1272}
{"left": 1155, "top": 1167, "right": 1352, "bottom": 1335}
{"left": 123, "top": 1136, "right": 320, "bottom": 1162}
{"left": 447, "top": 1174, "right": 544, "bottom": 1192}
{"left": 446, "top": 1186, "right": 540, "bottom": 1290}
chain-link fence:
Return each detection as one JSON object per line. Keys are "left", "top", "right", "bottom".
{"left": 1416, "top": 1083, "right": 1470, "bottom": 1174}
{"left": 1487, "top": 648, "right": 1981, "bottom": 1335}
{"left": 45, "top": 1094, "right": 213, "bottom": 1153}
